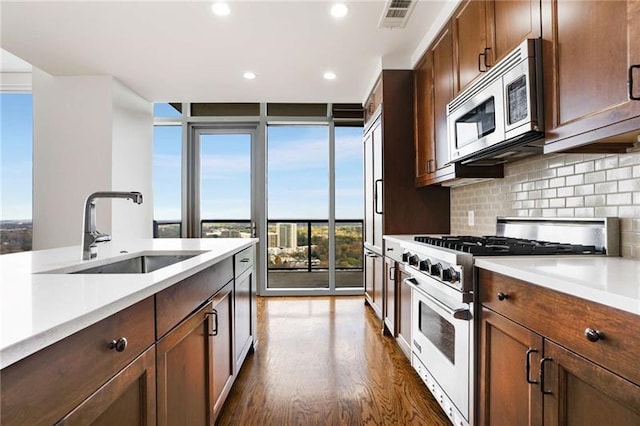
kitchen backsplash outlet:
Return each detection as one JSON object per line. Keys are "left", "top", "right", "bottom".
{"left": 450, "top": 152, "right": 640, "bottom": 259}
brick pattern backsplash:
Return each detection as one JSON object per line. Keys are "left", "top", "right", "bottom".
{"left": 450, "top": 152, "right": 640, "bottom": 258}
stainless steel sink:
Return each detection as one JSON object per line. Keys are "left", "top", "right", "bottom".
{"left": 70, "top": 254, "right": 199, "bottom": 274}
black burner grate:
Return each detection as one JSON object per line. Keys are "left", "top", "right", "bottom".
{"left": 413, "top": 235, "right": 603, "bottom": 255}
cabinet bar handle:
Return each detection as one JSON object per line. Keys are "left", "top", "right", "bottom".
{"left": 389, "top": 266, "right": 396, "bottom": 281}
{"left": 483, "top": 47, "right": 492, "bottom": 69}
{"left": 207, "top": 311, "right": 219, "bottom": 336}
{"left": 374, "top": 179, "right": 383, "bottom": 214}
{"left": 539, "top": 357, "right": 553, "bottom": 395}
{"left": 629, "top": 65, "right": 640, "bottom": 100}
{"left": 478, "top": 52, "right": 486, "bottom": 73}
{"left": 525, "top": 348, "right": 539, "bottom": 384}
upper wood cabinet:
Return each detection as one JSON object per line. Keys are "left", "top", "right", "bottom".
{"left": 542, "top": 0, "right": 640, "bottom": 153}
{"left": 414, "top": 23, "right": 503, "bottom": 187}
{"left": 453, "top": 0, "right": 541, "bottom": 94}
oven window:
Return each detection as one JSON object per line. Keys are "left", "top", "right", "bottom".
{"left": 418, "top": 301, "right": 455, "bottom": 364}
{"left": 454, "top": 97, "right": 496, "bottom": 148}
{"left": 507, "top": 75, "right": 528, "bottom": 125}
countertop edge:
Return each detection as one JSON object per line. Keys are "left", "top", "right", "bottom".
{"left": 0, "top": 239, "right": 257, "bottom": 370}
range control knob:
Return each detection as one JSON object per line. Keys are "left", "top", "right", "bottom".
{"left": 402, "top": 252, "right": 410, "bottom": 263}
{"left": 418, "top": 259, "right": 432, "bottom": 272}
{"left": 431, "top": 263, "right": 443, "bottom": 277}
{"left": 442, "top": 267, "right": 460, "bottom": 283}
{"left": 409, "top": 255, "right": 420, "bottom": 266}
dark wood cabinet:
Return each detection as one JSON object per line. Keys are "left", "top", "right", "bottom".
{"left": 478, "top": 269, "right": 640, "bottom": 426}
{"left": 156, "top": 300, "right": 214, "bottom": 426}
{"left": 542, "top": 0, "right": 640, "bottom": 153}
{"left": 396, "top": 264, "right": 412, "bottom": 360}
{"left": 414, "top": 24, "right": 503, "bottom": 186}
{"left": 478, "top": 308, "right": 543, "bottom": 426}
{"left": 364, "top": 248, "right": 384, "bottom": 320}
{"left": 234, "top": 246, "right": 255, "bottom": 373}
{"left": 363, "top": 70, "right": 450, "bottom": 314}
{"left": 383, "top": 255, "right": 396, "bottom": 336}
{"left": 59, "top": 346, "right": 156, "bottom": 426}
{"left": 488, "top": 0, "right": 541, "bottom": 64}
{"left": 543, "top": 340, "right": 640, "bottom": 425}
{"left": 210, "top": 284, "right": 234, "bottom": 420}
{"left": 453, "top": 0, "right": 490, "bottom": 92}
{"left": 0, "top": 297, "right": 155, "bottom": 426}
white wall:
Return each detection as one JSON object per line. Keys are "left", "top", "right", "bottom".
{"left": 32, "top": 69, "right": 153, "bottom": 250}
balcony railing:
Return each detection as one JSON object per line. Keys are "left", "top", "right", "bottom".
{"left": 153, "top": 219, "right": 364, "bottom": 289}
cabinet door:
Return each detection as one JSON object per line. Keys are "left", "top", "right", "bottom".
{"left": 56, "top": 346, "right": 156, "bottom": 426}
{"left": 211, "top": 284, "right": 234, "bottom": 420}
{"left": 414, "top": 52, "right": 436, "bottom": 185}
{"left": 234, "top": 268, "right": 253, "bottom": 371}
{"left": 363, "top": 128, "right": 374, "bottom": 247}
{"left": 383, "top": 256, "right": 396, "bottom": 336}
{"left": 478, "top": 308, "right": 543, "bottom": 426}
{"left": 433, "top": 24, "right": 455, "bottom": 177}
{"left": 372, "top": 122, "right": 383, "bottom": 250}
{"left": 488, "top": 0, "right": 541, "bottom": 64}
{"left": 364, "top": 250, "right": 383, "bottom": 320}
{"left": 453, "top": 0, "right": 489, "bottom": 92}
{"left": 543, "top": 0, "right": 640, "bottom": 151}
{"left": 543, "top": 340, "right": 640, "bottom": 425}
{"left": 156, "top": 301, "right": 214, "bottom": 426}
{"left": 396, "top": 265, "right": 412, "bottom": 359}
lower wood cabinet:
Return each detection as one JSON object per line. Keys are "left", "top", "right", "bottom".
{"left": 210, "top": 283, "right": 234, "bottom": 420}
{"left": 396, "top": 264, "right": 412, "bottom": 359}
{"left": 58, "top": 346, "right": 156, "bottom": 426}
{"left": 234, "top": 267, "right": 254, "bottom": 372}
{"left": 364, "top": 248, "right": 383, "bottom": 320}
{"left": 478, "top": 269, "right": 640, "bottom": 426}
{"left": 382, "top": 256, "right": 396, "bottom": 336}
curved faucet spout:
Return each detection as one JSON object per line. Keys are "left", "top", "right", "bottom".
{"left": 82, "top": 191, "right": 144, "bottom": 260}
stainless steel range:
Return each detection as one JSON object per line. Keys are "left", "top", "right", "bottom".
{"left": 393, "top": 217, "right": 619, "bottom": 426}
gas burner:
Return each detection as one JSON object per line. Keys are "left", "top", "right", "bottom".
{"left": 413, "top": 235, "right": 603, "bottom": 256}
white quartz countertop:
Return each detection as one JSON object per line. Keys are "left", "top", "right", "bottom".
{"left": 474, "top": 257, "right": 640, "bottom": 315}
{"left": 0, "top": 238, "right": 257, "bottom": 369}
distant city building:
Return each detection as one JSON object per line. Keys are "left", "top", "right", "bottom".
{"left": 220, "top": 230, "right": 241, "bottom": 238}
{"left": 268, "top": 232, "right": 278, "bottom": 247}
{"left": 277, "top": 223, "right": 297, "bottom": 249}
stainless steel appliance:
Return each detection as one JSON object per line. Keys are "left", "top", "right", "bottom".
{"left": 447, "top": 38, "right": 544, "bottom": 166}
{"left": 394, "top": 217, "right": 619, "bottom": 426}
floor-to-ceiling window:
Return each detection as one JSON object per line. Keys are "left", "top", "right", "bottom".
{"left": 152, "top": 103, "right": 182, "bottom": 237}
{"left": 1, "top": 93, "right": 33, "bottom": 253}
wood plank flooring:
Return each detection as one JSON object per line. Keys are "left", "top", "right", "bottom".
{"left": 216, "top": 296, "right": 450, "bottom": 425}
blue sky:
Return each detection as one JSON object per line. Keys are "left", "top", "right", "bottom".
{"left": 1, "top": 99, "right": 363, "bottom": 222}
{"left": 1, "top": 93, "right": 33, "bottom": 220}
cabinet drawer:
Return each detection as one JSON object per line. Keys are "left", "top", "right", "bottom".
{"left": 479, "top": 269, "right": 640, "bottom": 385}
{"left": 156, "top": 258, "right": 233, "bottom": 339}
{"left": 234, "top": 246, "right": 254, "bottom": 278}
{"left": 0, "top": 297, "right": 155, "bottom": 426}
{"left": 384, "top": 239, "right": 403, "bottom": 263}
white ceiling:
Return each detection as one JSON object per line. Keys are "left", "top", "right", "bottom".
{"left": 0, "top": 1, "right": 450, "bottom": 103}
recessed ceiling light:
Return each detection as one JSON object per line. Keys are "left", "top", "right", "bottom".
{"left": 330, "top": 4, "right": 349, "bottom": 18}
{"left": 243, "top": 72, "right": 256, "bottom": 80}
{"left": 211, "top": 2, "right": 230, "bottom": 16}
{"left": 323, "top": 71, "right": 337, "bottom": 80}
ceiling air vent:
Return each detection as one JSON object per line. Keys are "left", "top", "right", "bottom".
{"left": 379, "top": 0, "right": 416, "bottom": 29}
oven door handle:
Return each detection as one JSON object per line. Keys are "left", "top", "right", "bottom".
{"left": 404, "top": 277, "right": 473, "bottom": 321}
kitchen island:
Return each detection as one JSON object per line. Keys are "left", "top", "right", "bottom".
{"left": 1, "top": 238, "right": 257, "bottom": 425}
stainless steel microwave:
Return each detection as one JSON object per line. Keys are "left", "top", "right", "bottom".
{"left": 447, "top": 38, "right": 544, "bottom": 165}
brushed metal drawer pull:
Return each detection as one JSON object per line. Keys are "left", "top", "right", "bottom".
{"left": 108, "top": 337, "right": 128, "bottom": 352}
{"left": 497, "top": 292, "right": 509, "bottom": 301}
{"left": 525, "top": 348, "right": 539, "bottom": 385}
{"left": 240, "top": 258, "right": 250, "bottom": 263}
{"left": 584, "top": 328, "right": 604, "bottom": 342}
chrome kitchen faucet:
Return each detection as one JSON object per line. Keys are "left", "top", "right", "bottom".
{"left": 82, "top": 191, "right": 143, "bottom": 260}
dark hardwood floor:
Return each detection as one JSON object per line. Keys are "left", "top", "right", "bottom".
{"left": 216, "top": 296, "right": 450, "bottom": 425}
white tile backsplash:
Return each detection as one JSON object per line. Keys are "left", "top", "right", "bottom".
{"left": 451, "top": 152, "right": 640, "bottom": 259}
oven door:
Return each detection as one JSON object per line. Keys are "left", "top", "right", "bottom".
{"left": 408, "top": 275, "right": 472, "bottom": 421}
{"left": 448, "top": 76, "right": 505, "bottom": 163}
